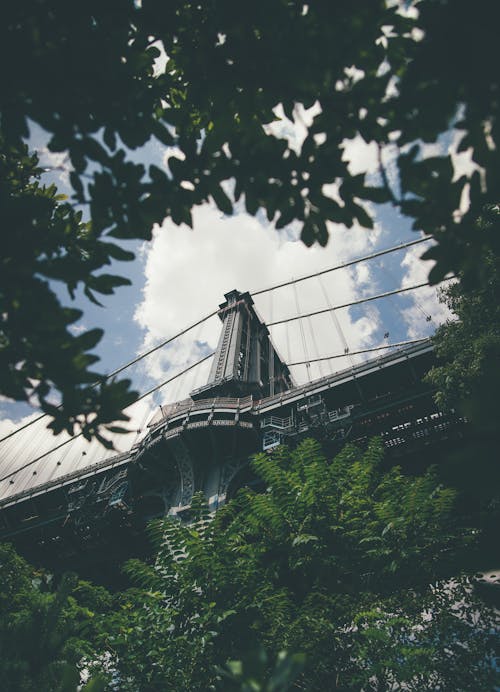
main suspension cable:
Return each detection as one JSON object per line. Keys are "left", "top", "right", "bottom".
{"left": 376, "top": 257, "right": 435, "bottom": 324}
{"left": 0, "top": 352, "right": 214, "bottom": 485}
{"left": 0, "top": 310, "right": 219, "bottom": 444}
{"left": 252, "top": 236, "right": 432, "bottom": 296}
{"left": 0, "top": 236, "right": 436, "bottom": 445}
{"left": 266, "top": 279, "right": 453, "bottom": 327}
{"left": 287, "top": 338, "right": 429, "bottom": 366}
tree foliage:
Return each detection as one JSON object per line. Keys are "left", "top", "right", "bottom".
{"left": 106, "top": 440, "right": 497, "bottom": 690}
{"left": 1, "top": 0, "right": 500, "bottom": 432}
{"left": 425, "top": 215, "right": 500, "bottom": 554}
{"left": 1, "top": 440, "right": 498, "bottom": 690}
{"left": 427, "top": 208, "right": 500, "bottom": 429}
{"left": 0, "top": 141, "right": 138, "bottom": 440}
{"left": 0, "top": 543, "right": 108, "bottom": 691}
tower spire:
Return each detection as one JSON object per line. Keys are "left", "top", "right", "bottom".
{"left": 190, "top": 289, "right": 292, "bottom": 400}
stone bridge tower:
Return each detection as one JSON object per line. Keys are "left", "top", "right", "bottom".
{"left": 191, "top": 289, "right": 293, "bottom": 400}
{"left": 128, "top": 289, "right": 295, "bottom": 522}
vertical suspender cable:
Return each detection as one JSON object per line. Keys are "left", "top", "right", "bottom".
{"left": 376, "top": 258, "right": 434, "bottom": 326}
{"left": 268, "top": 290, "right": 275, "bottom": 396}
{"left": 307, "top": 313, "right": 325, "bottom": 379}
{"left": 317, "top": 276, "right": 356, "bottom": 370}
{"left": 284, "top": 290, "right": 292, "bottom": 369}
{"left": 292, "top": 281, "right": 311, "bottom": 383}
{"left": 186, "top": 319, "right": 206, "bottom": 394}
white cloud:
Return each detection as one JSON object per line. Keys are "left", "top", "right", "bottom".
{"left": 399, "top": 243, "right": 455, "bottom": 338}
{"left": 152, "top": 40, "right": 168, "bottom": 77}
{"left": 0, "top": 395, "right": 156, "bottom": 503}
{"left": 69, "top": 323, "right": 87, "bottom": 335}
{"left": 0, "top": 206, "right": 444, "bottom": 503}
{"left": 38, "top": 147, "right": 72, "bottom": 188}
{"left": 0, "top": 411, "right": 41, "bottom": 441}
{"left": 263, "top": 101, "right": 322, "bottom": 155}
{"left": 342, "top": 134, "right": 380, "bottom": 177}
{"left": 134, "top": 203, "right": 385, "bottom": 398}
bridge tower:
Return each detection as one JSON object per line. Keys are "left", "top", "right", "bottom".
{"left": 191, "top": 289, "right": 293, "bottom": 400}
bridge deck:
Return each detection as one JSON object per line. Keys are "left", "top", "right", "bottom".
{"left": 0, "top": 339, "right": 433, "bottom": 510}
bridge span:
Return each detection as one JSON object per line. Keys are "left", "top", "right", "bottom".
{"left": 0, "top": 282, "right": 465, "bottom": 582}
{"left": 0, "top": 337, "right": 466, "bottom": 581}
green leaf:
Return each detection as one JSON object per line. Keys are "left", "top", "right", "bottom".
{"left": 275, "top": 206, "right": 295, "bottom": 229}
{"left": 69, "top": 171, "right": 84, "bottom": 197}
{"left": 100, "top": 242, "right": 135, "bottom": 262}
{"left": 88, "top": 274, "right": 131, "bottom": 295}
{"left": 211, "top": 184, "right": 233, "bottom": 215}
{"left": 361, "top": 186, "right": 392, "bottom": 204}
{"left": 292, "top": 534, "right": 319, "bottom": 546}
{"left": 353, "top": 203, "right": 374, "bottom": 229}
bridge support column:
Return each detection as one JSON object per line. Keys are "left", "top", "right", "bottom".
{"left": 168, "top": 437, "right": 195, "bottom": 510}
{"left": 217, "top": 456, "right": 249, "bottom": 507}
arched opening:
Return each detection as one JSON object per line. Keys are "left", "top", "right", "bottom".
{"left": 134, "top": 493, "right": 165, "bottom": 520}
{"left": 226, "top": 463, "right": 266, "bottom": 501}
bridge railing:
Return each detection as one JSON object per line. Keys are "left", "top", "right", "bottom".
{"left": 149, "top": 395, "right": 255, "bottom": 430}
{"left": 261, "top": 415, "right": 294, "bottom": 431}
{"left": 147, "top": 341, "right": 434, "bottom": 433}
{"left": 254, "top": 339, "right": 433, "bottom": 411}
{"left": 0, "top": 450, "right": 132, "bottom": 510}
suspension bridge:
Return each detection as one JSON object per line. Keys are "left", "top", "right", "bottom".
{"left": 0, "top": 237, "right": 465, "bottom": 580}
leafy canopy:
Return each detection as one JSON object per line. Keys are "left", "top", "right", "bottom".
{"left": 112, "top": 439, "right": 497, "bottom": 691}
{"left": 0, "top": 142, "right": 137, "bottom": 440}
{"left": 3, "top": 1, "right": 499, "bottom": 268}
{"left": 424, "top": 213, "right": 500, "bottom": 546}
{"left": 0, "top": 543, "right": 108, "bottom": 692}
{"left": 427, "top": 208, "right": 500, "bottom": 429}
{"left": 1, "top": 440, "right": 497, "bottom": 690}
{"left": 2, "top": 0, "right": 500, "bottom": 433}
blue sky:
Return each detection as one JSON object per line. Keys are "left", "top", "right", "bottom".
{"left": 0, "top": 114, "right": 452, "bottom": 430}
{"left": 0, "top": 107, "right": 458, "bottom": 444}
{"left": 0, "top": 104, "right": 460, "bottom": 501}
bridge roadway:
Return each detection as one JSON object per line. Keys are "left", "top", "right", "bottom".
{"left": 0, "top": 339, "right": 466, "bottom": 580}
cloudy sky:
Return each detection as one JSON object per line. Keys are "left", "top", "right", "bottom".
{"left": 0, "top": 107, "right": 458, "bottom": 500}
